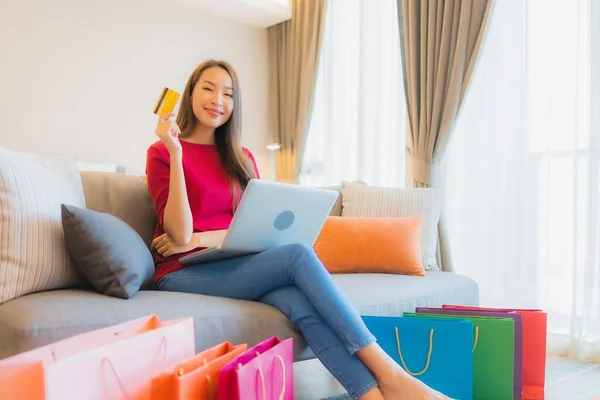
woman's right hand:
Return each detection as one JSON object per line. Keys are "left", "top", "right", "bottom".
{"left": 192, "top": 230, "right": 228, "bottom": 249}
{"left": 155, "top": 113, "right": 182, "bottom": 155}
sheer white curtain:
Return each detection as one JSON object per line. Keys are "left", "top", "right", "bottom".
{"left": 443, "top": 0, "right": 600, "bottom": 361}
{"left": 300, "top": 0, "right": 406, "bottom": 188}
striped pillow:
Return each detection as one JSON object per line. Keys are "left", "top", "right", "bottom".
{"left": 341, "top": 182, "right": 441, "bottom": 271}
{"left": 0, "top": 147, "right": 86, "bottom": 304}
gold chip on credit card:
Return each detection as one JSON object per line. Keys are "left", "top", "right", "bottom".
{"left": 153, "top": 87, "right": 181, "bottom": 115}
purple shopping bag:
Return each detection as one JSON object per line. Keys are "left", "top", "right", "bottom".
{"left": 416, "top": 307, "right": 524, "bottom": 400}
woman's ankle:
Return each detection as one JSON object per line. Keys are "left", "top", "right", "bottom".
{"left": 359, "top": 386, "right": 385, "bottom": 400}
{"left": 355, "top": 343, "right": 400, "bottom": 383}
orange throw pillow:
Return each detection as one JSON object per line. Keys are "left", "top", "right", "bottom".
{"left": 313, "top": 215, "right": 425, "bottom": 276}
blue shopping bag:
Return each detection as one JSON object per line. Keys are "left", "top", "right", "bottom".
{"left": 363, "top": 315, "right": 474, "bottom": 400}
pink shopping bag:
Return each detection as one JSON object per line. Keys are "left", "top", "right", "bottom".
{"left": 217, "top": 337, "right": 294, "bottom": 400}
{"left": 0, "top": 315, "right": 172, "bottom": 399}
{"left": 0, "top": 315, "right": 195, "bottom": 400}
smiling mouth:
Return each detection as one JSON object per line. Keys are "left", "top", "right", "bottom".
{"left": 205, "top": 108, "right": 223, "bottom": 117}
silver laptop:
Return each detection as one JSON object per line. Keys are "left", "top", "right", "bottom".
{"left": 179, "top": 179, "right": 339, "bottom": 266}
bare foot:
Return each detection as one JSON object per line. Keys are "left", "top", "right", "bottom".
{"left": 379, "top": 368, "right": 451, "bottom": 400}
{"left": 355, "top": 343, "right": 453, "bottom": 400}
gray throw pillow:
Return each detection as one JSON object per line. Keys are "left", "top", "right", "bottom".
{"left": 61, "top": 204, "right": 155, "bottom": 299}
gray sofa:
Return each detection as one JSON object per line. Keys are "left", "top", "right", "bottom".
{"left": 0, "top": 171, "right": 479, "bottom": 397}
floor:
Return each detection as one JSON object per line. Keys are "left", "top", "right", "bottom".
{"left": 293, "top": 359, "right": 346, "bottom": 399}
{"left": 546, "top": 356, "right": 600, "bottom": 400}
{"left": 293, "top": 357, "right": 600, "bottom": 400}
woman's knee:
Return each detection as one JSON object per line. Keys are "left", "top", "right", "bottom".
{"left": 278, "top": 242, "right": 314, "bottom": 256}
{"left": 260, "top": 286, "right": 316, "bottom": 323}
{"left": 266, "top": 243, "right": 327, "bottom": 280}
{"left": 279, "top": 243, "right": 323, "bottom": 269}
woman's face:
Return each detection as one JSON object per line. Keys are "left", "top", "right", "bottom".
{"left": 191, "top": 67, "right": 234, "bottom": 130}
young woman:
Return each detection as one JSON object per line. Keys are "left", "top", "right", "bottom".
{"left": 145, "top": 59, "right": 451, "bottom": 400}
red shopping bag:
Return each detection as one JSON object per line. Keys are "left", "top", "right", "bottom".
{"left": 0, "top": 316, "right": 195, "bottom": 400}
{"left": 217, "top": 337, "right": 294, "bottom": 400}
{"left": 0, "top": 315, "right": 174, "bottom": 400}
{"left": 151, "top": 341, "right": 248, "bottom": 400}
{"left": 443, "top": 304, "right": 547, "bottom": 400}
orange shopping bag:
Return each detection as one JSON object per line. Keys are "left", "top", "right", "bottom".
{"left": 0, "top": 315, "right": 174, "bottom": 400}
{"left": 0, "top": 315, "right": 195, "bottom": 400}
{"left": 151, "top": 341, "right": 248, "bottom": 400}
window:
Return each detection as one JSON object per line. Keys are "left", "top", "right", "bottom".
{"left": 300, "top": 0, "right": 407, "bottom": 188}
{"left": 443, "top": 0, "right": 600, "bottom": 358}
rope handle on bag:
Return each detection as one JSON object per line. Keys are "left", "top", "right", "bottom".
{"left": 101, "top": 335, "right": 168, "bottom": 400}
{"left": 205, "top": 375, "right": 214, "bottom": 400}
{"left": 472, "top": 326, "right": 479, "bottom": 352}
{"left": 152, "top": 336, "right": 169, "bottom": 373}
{"left": 203, "top": 358, "right": 216, "bottom": 400}
{"left": 178, "top": 358, "right": 215, "bottom": 399}
{"left": 255, "top": 354, "right": 286, "bottom": 400}
{"left": 395, "top": 325, "right": 480, "bottom": 377}
{"left": 101, "top": 357, "right": 132, "bottom": 400}
{"left": 395, "top": 327, "right": 433, "bottom": 376}
{"left": 257, "top": 366, "right": 266, "bottom": 400}
{"left": 274, "top": 355, "right": 286, "bottom": 400}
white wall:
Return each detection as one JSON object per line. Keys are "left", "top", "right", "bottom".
{"left": 0, "top": 0, "right": 271, "bottom": 176}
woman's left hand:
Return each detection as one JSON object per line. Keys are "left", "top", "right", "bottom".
{"left": 151, "top": 233, "right": 195, "bottom": 257}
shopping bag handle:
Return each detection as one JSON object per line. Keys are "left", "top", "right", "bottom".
{"left": 151, "top": 336, "right": 169, "bottom": 373}
{"left": 205, "top": 375, "right": 214, "bottom": 399}
{"left": 101, "top": 357, "right": 131, "bottom": 400}
{"left": 203, "top": 358, "right": 215, "bottom": 400}
{"left": 255, "top": 354, "right": 286, "bottom": 400}
{"left": 101, "top": 336, "right": 168, "bottom": 399}
{"left": 274, "top": 355, "right": 286, "bottom": 400}
{"left": 178, "top": 359, "right": 215, "bottom": 400}
{"left": 394, "top": 327, "right": 433, "bottom": 377}
{"left": 394, "top": 325, "right": 479, "bottom": 377}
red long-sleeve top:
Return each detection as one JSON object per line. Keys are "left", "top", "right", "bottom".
{"left": 145, "top": 140, "right": 260, "bottom": 283}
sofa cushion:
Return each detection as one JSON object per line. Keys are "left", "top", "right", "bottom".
{"left": 0, "top": 147, "right": 87, "bottom": 305}
{"left": 341, "top": 182, "right": 442, "bottom": 271}
{"left": 79, "top": 171, "right": 157, "bottom": 249}
{"left": 61, "top": 204, "right": 155, "bottom": 299}
{"left": 0, "top": 288, "right": 309, "bottom": 361}
{"left": 333, "top": 272, "right": 478, "bottom": 316}
{"left": 313, "top": 215, "right": 425, "bottom": 275}
{"left": 0, "top": 272, "right": 478, "bottom": 361}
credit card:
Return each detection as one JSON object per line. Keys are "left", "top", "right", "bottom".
{"left": 153, "top": 87, "right": 181, "bottom": 115}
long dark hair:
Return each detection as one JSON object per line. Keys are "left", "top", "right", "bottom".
{"left": 177, "top": 60, "right": 255, "bottom": 206}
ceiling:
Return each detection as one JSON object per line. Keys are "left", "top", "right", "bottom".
{"left": 172, "top": 0, "right": 292, "bottom": 28}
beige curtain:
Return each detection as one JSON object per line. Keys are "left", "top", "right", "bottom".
{"left": 397, "top": 0, "right": 494, "bottom": 271}
{"left": 268, "top": 0, "right": 328, "bottom": 184}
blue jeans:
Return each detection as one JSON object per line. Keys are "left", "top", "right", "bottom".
{"left": 157, "top": 243, "right": 379, "bottom": 399}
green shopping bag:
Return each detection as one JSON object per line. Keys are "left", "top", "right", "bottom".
{"left": 404, "top": 313, "right": 515, "bottom": 400}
